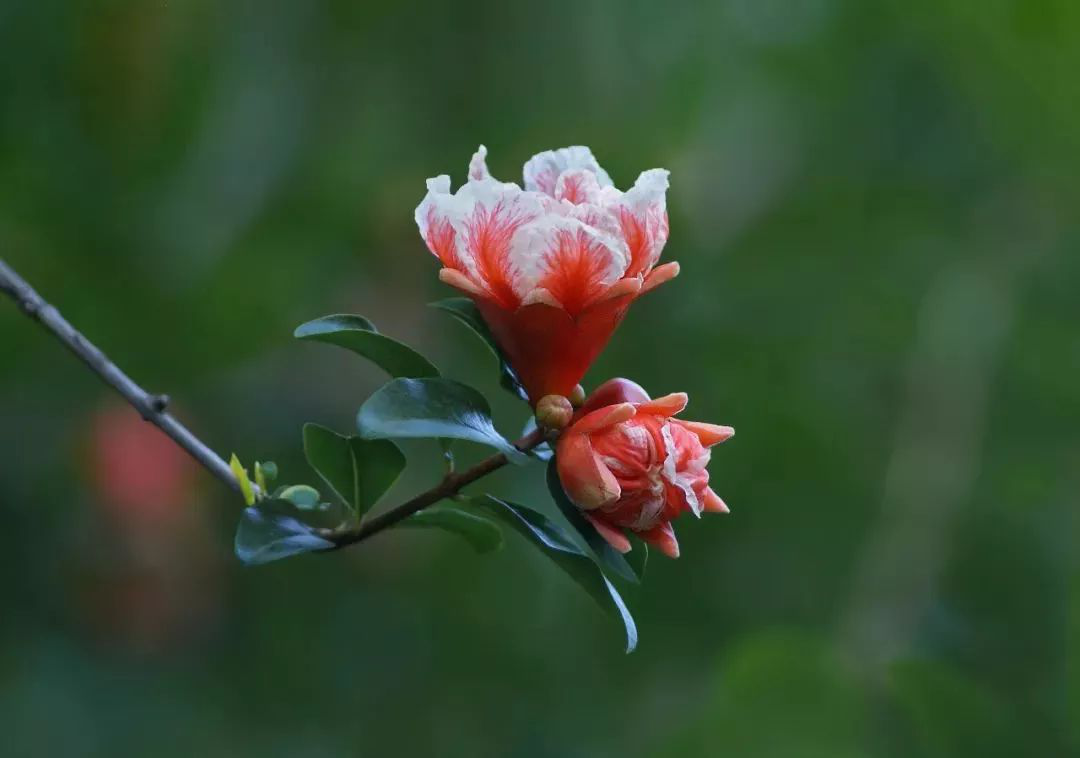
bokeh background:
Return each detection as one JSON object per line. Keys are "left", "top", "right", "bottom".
{"left": 2, "top": 0, "right": 1079, "bottom": 755}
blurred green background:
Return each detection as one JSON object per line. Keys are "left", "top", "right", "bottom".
{"left": 2, "top": 0, "right": 1079, "bottom": 755}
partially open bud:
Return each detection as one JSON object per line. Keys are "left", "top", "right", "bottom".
{"left": 555, "top": 379, "right": 734, "bottom": 559}
{"left": 535, "top": 394, "right": 574, "bottom": 431}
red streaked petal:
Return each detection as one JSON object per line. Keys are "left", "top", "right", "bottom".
{"left": 523, "top": 146, "right": 613, "bottom": 196}
{"left": 554, "top": 169, "right": 603, "bottom": 205}
{"left": 520, "top": 221, "right": 626, "bottom": 315}
{"left": 465, "top": 200, "right": 533, "bottom": 310}
{"left": 617, "top": 169, "right": 670, "bottom": 277}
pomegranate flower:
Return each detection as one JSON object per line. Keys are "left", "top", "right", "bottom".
{"left": 416, "top": 146, "right": 679, "bottom": 403}
{"left": 555, "top": 379, "right": 733, "bottom": 558}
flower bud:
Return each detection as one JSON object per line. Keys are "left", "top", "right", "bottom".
{"left": 568, "top": 384, "right": 587, "bottom": 408}
{"left": 555, "top": 380, "right": 733, "bottom": 559}
{"left": 535, "top": 394, "right": 574, "bottom": 430}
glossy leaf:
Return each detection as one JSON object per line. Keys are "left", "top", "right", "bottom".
{"left": 357, "top": 377, "right": 521, "bottom": 460}
{"left": 545, "top": 460, "right": 641, "bottom": 584}
{"left": 400, "top": 505, "right": 503, "bottom": 554}
{"left": 430, "top": 297, "right": 528, "bottom": 402}
{"left": 303, "top": 423, "right": 406, "bottom": 517}
{"left": 469, "top": 494, "right": 638, "bottom": 653}
{"left": 626, "top": 537, "right": 649, "bottom": 582}
{"left": 295, "top": 314, "right": 439, "bottom": 379}
{"left": 235, "top": 504, "right": 335, "bottom": 565}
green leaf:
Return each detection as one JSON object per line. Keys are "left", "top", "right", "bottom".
{"left": 295, "top": 314, "right": 439, "bottom": 379}
{"left": 357, "top": 377, "right": 522, "bottom": 460}
{"left": 626, "top": 537, "right": 649, "bottom": 581}
{"left": 430, "top": 297, "right": 528, "bottom": 402}
{"left": 277, "top": 484, "right": 321, "bottom": 509}
{"left": 399, "top": 505, "right": 504, "bottom": 553}
{"left": 235, "top": 504, "right": 335, "bottom": 565}
{"left": 302, "top": 423, "right": 406, "bottom": 517}
{"left": 545, "top": 460, "right": 641, "bottom": 584}
{"left": 229, "top": 454, "right": 256, "bottom": 506}
{"left": 469, "top": 494, "right": 638, "bottom": 653}
{"left": 261, "top": 494, "right": 349, "bottom": 530}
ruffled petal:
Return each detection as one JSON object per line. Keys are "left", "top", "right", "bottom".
{"left": 616, "top": 169, "right": 670, "bottom": 277}
{"left": 554, "top": 169, "right": 603, "bottom": 205}
{"left": 415, "top": 175, "right": 462, "bottom": 269}
{"left": 523, "top": 146, "right": 614, "bottom": 196}
{"left": 468, "top": 144, "right": 491, "bottom": 181}
{"left": 511, "top": 216, "right": 629, "bottom": 314}
{"left": 416, "top": 175, "right": 548, "bottom": 309}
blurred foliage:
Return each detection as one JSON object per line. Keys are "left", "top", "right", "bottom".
{"left": 1, "top": 0, "right": 1079, "bottom": 755}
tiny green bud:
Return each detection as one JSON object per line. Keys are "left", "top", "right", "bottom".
{"left": 535, "top": 394, "right": 574, "bottom": 431}
{"left": 258, "top": 460, "right": 278, "bottom": 483}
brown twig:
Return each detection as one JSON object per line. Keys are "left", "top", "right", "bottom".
{"left": 324, "top": 428, "right": 545, "bottom": 549}
{"left": 0, "top": 257, "right": 242, "bottom": 494}
{"left": 0, "top": 256, "right": 544, "bottom": 547}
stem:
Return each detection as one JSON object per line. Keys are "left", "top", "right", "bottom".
{"left": 0, "top": 257, "right": 241, "bottom": 494}
{"left": 1, "top": 256, "right": 547, "bottom": 548}
{"left": 325, "top": 428, "right": 545, "bottom": 549}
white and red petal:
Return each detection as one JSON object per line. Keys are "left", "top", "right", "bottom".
{"left": 415, "top": 176, "right": 460, "bottom": 268}
{"left": 416, "top": 174, "right": 548, "bottom": 309}
{"left": 659, "top": 420, "right": 711, "bottom": 517}
{"left": 554, "top": 169, "right": 603, "bottom": 206}
{"left": 420, "top": 146, "right": 671, "bottom": 316}
{"left": 510, "top": 216, "right": 629, "bottom": 314}
{"left": 615, "top": 169, "right": 670, "bottom": 277}
{"left": 523, "top": 146, "right": 613, "bottom": 197}
{"left": 468, "top": 144, "right": 491, "bottom": 181}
